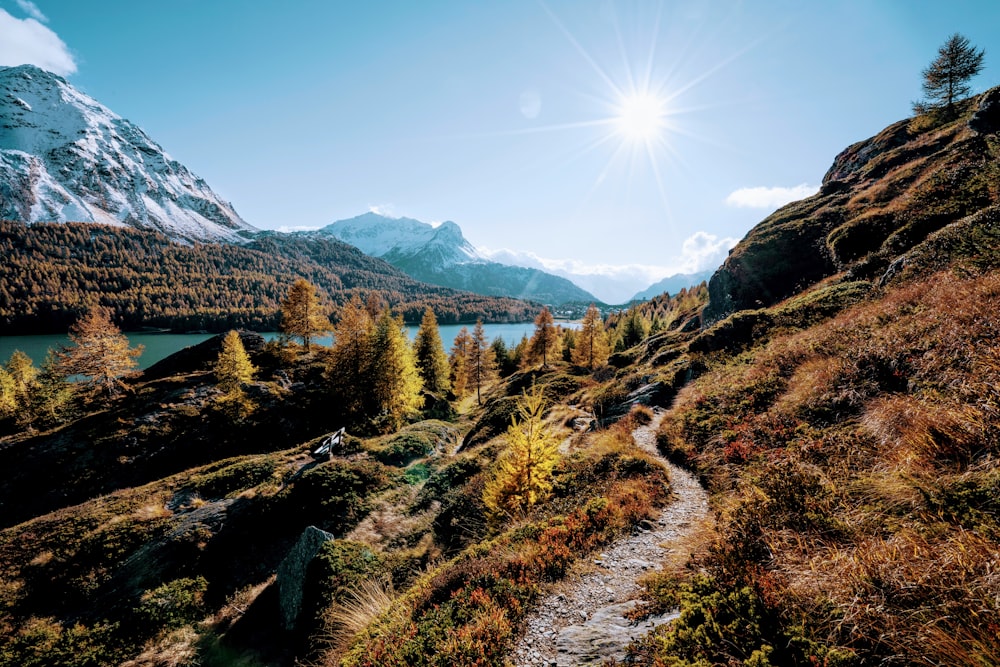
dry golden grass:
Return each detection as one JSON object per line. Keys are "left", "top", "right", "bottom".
{"left": 318, "top": 577, "right": 397, "bottom": 665}
{"left": 119, "top": 626, "right": 199, "bottom": 667}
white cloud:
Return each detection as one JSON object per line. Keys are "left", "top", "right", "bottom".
{"left": 0, "top": 9, "right": 75, "bottom": 75}
{"left": 678, "top": 231, "right": 738, "bottom": 273}
{"left": 725, "top": 183, "right": 818, "bottom": 209}
{"left": 16, "top": 0, "right": 47, "bottom": 22}
{"left": 275, "top": 224, "right": 322, "bottom": 233}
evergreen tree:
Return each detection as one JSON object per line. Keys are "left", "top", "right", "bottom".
{"left": 572, "top": 304, "right": 610, "bottom": 370}
{"left": 619, "top": 309, "right": 649, "bottom": 349}
{"left": 413, "top": 307, "right": 451, "bottom": 394}
{"left": 280, "top": 278, "right": 331, "bottom": 351}
{"left": 561, "top": 327, "right": 577, "bottom": 362}
{"left": 511, "top": 334, "right": 529, "bottom": 371}
{"left": 527, "top": 307, "right": 558, "bottom": 368}
{"left": 491, "top": 336, "right": 517, "bottom": 377}
{"left": 329, "top": 295, "right": 376, "bottom": 419}
{"left": 449, "top": 327, "right": 473, "bottom": 397}
{"left": 483, "top": 384, "right": 560, "bottom": 521}
{"left": 914, "top": 33, "right": 985, "bottom": 116}
{"left": 55, "top": 307, "right": 143, "bottom": 396}
{"left": 370, "top": 309, "right": 423, "bottom": 429}
{"left": 467, "top": 320, "right": 497, "bottom": 406}
{"left": 215, "top": 331, "right": 257, "bottom": 392}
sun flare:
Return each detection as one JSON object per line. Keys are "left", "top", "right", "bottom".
{"left": 614, "top": 92, "right": 666, "bottom": 142}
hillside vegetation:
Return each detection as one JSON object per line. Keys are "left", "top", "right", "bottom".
{"left": 0, "top": 222, "right": 537, "bottom": 334}
{"left": 0, "top": 88, "right": 999, "bottom": 667}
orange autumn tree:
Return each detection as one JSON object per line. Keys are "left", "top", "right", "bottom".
{"left": 55, "top": 307, "right": 143, "bottom": 396}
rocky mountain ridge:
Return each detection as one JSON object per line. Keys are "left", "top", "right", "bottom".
{"left": 315, "top": 212, "right": 600, "bottom": 305}
{"left": 0, "top": 64, "right": 254, "bottom": 243}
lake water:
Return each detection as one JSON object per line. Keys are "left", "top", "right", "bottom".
{"left": 0, "top": 322, "right": 578, "bottom": 370}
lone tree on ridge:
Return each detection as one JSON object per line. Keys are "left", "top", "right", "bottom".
{"left": 913, "top": 33, "right": 985, "bottom": 117}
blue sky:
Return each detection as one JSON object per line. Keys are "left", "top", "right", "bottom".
{"left": 2, "top": 0, "right": 999, "bottom": 292}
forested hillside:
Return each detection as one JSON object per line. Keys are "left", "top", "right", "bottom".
{"left": 0, "top": 222, "right": 537, "bottom": 333}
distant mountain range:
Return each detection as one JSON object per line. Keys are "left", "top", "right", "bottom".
{"left": 0, "top": 63, "right": 688, "bottom": 310}
{"left": 312, "top": 213, "right": 599, "bottom": 305}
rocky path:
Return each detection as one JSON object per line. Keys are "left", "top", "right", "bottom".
{"left": 509, "top": 411, "right": 712, "bottom": 667}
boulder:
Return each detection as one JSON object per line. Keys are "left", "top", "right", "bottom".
{"left": 276, "top": 525, "right": 335, "bottom": 630}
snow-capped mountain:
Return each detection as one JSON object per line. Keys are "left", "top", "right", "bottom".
{"left": 326, "top": 212, "right": 481, "bottom": 266}
{"left": 0, "top": 64, "right": 254, "bottom": 242}
{"left": 314, "top": 213, "right": 598, "bottom": 305}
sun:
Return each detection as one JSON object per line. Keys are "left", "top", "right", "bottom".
{"left": 614, "top": 92, "right": 667, "bottom": 143}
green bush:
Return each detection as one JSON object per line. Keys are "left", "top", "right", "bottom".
{"left": 134, "top": 576, "right": 208, "bottom": 630}
{"left": 188, "top": 456, "right": 277, "bottom": 499}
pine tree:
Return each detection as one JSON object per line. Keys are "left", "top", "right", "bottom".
{"left": 370, "top": 309, "right": 423, "bottom": 429}
{"left": 913, "top": 33, "right": 985, "bottom": 116}
{"left": 280, "top": 278, "right": 331, "bottom": 351}
{"left": 527, "top": 307, "right": 558, "bottom": 368}
{"left": 215, "top": 331, "right": 257, "bottom": 392}
{"left": 572, "top": 304, "right": 610, "bottom": 370}
{"left": 467, "top": 320, "right": 497, "bottom": 406}
{"left": 413, "top": 307, "right": 451, "bottom": 394}
{"left": 483, "top": 384, "right": 560, "bottom": 520}
{"left": 449, "top": 327, "right": 473, "bottom": 397}
{"left": 55, "top": 307, "right": 143, "bottom": 396}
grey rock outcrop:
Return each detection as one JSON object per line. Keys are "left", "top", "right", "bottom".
{"left": 277, "top": 525, "right": 335, "bottom": 630}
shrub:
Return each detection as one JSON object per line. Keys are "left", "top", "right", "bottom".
{"left": 134, "top": 576, "right": 209, "bottom": 630}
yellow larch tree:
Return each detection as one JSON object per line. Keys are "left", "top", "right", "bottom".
{"left": 483, "top": 384, "right": 560, "bottom": 521}
{"left": 280, "top": 278, "right": 331, "bottom": 351}
{"left": 449, "top": 326, "right": 472, "bottom": 397}
{"left": 467, "top": 319, "right": 497, "bottom": 406}
{"left": 370, "top": 309, "right": 423, "bottom": 430}
{"left": 572, "top": 304, "right": 610, "bottom": 370}
{"left": 329, "top": 294, "right": 376, "bottom": 420}
{"left": 526, "top": 307, "right": 558, "bottom": 368}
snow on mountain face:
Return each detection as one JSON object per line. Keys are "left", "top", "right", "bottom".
{"left": 319, "top": 212, "right": 482, "bottom": 266}
{"left": 0, "top": 65, "right": 255, "bottom": 242}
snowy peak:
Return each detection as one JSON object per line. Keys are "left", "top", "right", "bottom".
{"left": 319, "top": 213, "right": 482, "bottom": 266}
{"left": 0, "top": 64, "right": 255, "bottom": 242}
{"left": 314, "top": 213, "right": 597, "bottom": 305}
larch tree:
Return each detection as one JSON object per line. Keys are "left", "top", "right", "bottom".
{"left": 28, "top": 352, "right": 73, "bottom": 426}
{"left": 280, "top": 278, "right": 331, "bottom": 351}
{"left": 6, "top": 350, "right": 38, "bottom": 408}
{"left": 370, "top": 309, "right": 423, "bottom": 429}
{"left": 0, "top": 366, "right": 16, "bottom": 418}
{"left": 482, "top": 384, "right": 560, "bottom": 521}
{"left": 214, "top": 330, "right": 258, "bottom": 419}
{"left": 527, "top": 307, "right": 558, "bottom": 368}
{"left": 413, "top": 307, "right": 451, "bottom": 394}
{"left": 329, "top": 294, "right": 376, "bottom": 419}
{"left": 55, "top": 307, "right": 143, "bottom": 396}
{"left": 215, "top": 331, "right": 257, "bottom": 393}
{"left": 449, "top": 326, "right": 473, "bottom": 397}
{"left": 913, "top": 33, "right": 985, "bottom": 116}
{"left": 572, "top": 304, "right": 610, "bottom": 370}
{"left": 466, "top": 320, "right": 497, "bottom": 406}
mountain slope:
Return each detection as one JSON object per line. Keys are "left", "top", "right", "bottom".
{"left": 703, "top": 86, "right": 1000, "bottom": 323}
{"left": 0, "top": 221, "right": 537, "bottom": 333}
{"left": 631, "top": 269, "right": 713, "bottom": 301}
{"left": 316, "top": 213, "right": 599, "bottom": 304}
{"left": 0, "top": 64, "right": 254, "bottom": 242}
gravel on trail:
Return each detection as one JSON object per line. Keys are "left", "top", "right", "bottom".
{"left": 509, "top": 411, "right": 712, "bottom": 667}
